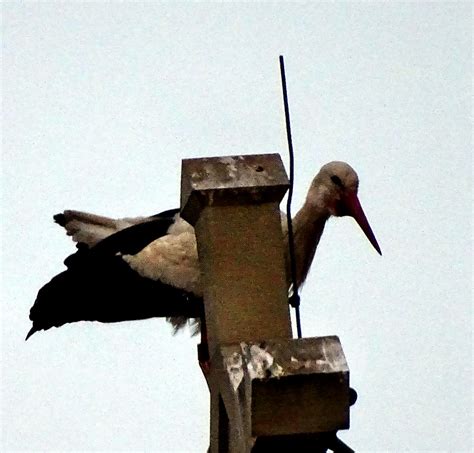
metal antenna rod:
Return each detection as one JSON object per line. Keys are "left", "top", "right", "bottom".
{"left": 279, "top": 55, "right": 302, "bottom": 339}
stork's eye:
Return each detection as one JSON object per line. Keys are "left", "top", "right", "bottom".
{"left": 331, "top": 175, "right": 344, "bottom": 187}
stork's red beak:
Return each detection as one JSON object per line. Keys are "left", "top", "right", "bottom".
{"left": 341, "top": 192, "right": 382, "bottom": 255}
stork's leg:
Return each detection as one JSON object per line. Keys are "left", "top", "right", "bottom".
{"left": 198, "top": 316, "right": 211, "bottom": 376}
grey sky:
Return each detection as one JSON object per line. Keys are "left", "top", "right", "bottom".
{"left": 2, "top": 3, "right": 472, "bottom": 452}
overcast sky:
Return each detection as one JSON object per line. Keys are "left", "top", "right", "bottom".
{"left": 2, "top": 3, "right": 472, "bottom": 452}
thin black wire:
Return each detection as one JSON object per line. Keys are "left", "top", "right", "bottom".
{"left": 279, "top": 55, "right": 302, "bottom": 339}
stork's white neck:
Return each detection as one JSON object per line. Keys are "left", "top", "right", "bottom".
{"left": 289, "top": 200, "right": 329, "bottom": 288}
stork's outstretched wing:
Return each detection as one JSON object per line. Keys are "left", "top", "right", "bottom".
{"left": 26, "top": 209, "right": 203, "bottom": 340}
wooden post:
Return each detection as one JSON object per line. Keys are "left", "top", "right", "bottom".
{"left": 181, "top": 154, "right": 351, "bottom": 453}
{"left": 181, "top": 154, "right": 291, "bottom": 352}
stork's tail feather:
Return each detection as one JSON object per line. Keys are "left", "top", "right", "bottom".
{"left": 53, "top": 213, "right": 67, "bottom": 226}
{"left": 54, "top": 210, "right": 153, "bottom": 247}
{"left": 56, "top": 210, "right": 121, "bottom": 227}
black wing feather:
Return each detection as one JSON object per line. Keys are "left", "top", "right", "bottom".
{"left": 26, "top": 208, "right": 203, "bottom": 340}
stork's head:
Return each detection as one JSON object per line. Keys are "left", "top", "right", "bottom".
{"left": 308, "top": 161, "right": 382, "bottom": 255}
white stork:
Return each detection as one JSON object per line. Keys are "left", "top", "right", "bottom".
{"left": 26, "top": 161, "right": 381, "bottom": 340}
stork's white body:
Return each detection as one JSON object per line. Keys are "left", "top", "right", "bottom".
{"left": 122, "top": 217, "right": 201, "bottom": 296}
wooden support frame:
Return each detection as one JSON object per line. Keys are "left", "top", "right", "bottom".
{"left": 181, "top": 154, "right": 351, "bottom": 452}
